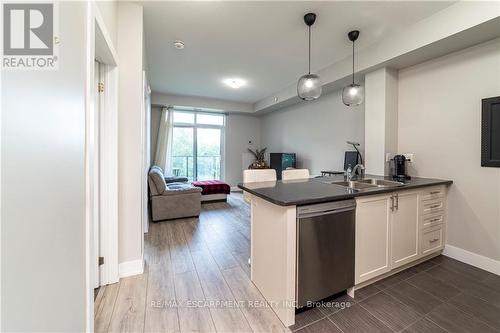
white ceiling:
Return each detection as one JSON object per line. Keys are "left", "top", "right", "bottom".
{"left": 143, "top": 1, "right": 455, "bottom": 104}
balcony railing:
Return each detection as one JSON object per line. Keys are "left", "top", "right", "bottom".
{"left": 172, "top": 155, "right": 221, "bottom": 181}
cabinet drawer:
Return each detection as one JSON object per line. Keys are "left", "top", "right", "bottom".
{"left": 420, "top": 187, "right": 445, "bottom": 202}
{"left": 420, "top": 198, "right": 444, "bottom": 215}
{"left": 421, "top": 226, "right": 444, "bottom": 255}
{"left": 420, "top": 212, "right": 445, "bottom": 229}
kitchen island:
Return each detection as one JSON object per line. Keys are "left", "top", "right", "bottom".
{"left": 238, "top": 174, "right": 452, "bottom": 327}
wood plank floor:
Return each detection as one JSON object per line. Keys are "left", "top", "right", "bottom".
{"left": 96, "top": 192, "right": 500, "bottom": 333}
{"left": 95, "top": 192, "right": 288, "bottom": 333}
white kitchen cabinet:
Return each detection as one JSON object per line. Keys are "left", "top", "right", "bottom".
{"left": 355, "top": 194, "right": 392, "bottom": 284}
{"left": 355, "top": 185, "right": 447, "bottom": 286}
{"left": 419, "top": 186, "right": 447, "bottom": 255}
{"left": 391, "top": 191, "right": 420, "bottom": 268}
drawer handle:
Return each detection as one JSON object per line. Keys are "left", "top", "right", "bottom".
{"left": 430, "top": 218, "right": 441, "bottom": 222}
{"left": 430, "top": 191, "right": 440, "bottom": 195}
{"left": 429, "top": 238, "right": 440, "bottom": 243}
{"left": 429, "top": 204, "right": 441, "bottom": 209}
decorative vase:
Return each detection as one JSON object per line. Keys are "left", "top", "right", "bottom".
{"left": 247, "top": 147, "right": 269, "bottom": 169}
{"left": 248, "top": 160, "right": 269, "bottom": 169}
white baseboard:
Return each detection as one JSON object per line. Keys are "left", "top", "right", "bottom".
{"left": 118, "top": 259, "right": 144, "bottom": 278}
{"left": 443, "top": 245, "right": 500, "bottom": 276}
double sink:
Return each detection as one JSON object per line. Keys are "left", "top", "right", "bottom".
{"left": 324, "top": 178, "right": 405, "bottom": 191}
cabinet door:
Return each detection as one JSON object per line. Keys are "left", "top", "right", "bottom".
{"left": 355, "top": 194, "right": 392, "bottom": 284}
{"left": 391, "top": 191, "right": 420, "bottom": 268}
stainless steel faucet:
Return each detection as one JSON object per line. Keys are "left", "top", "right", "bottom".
{"left": 346, "top": 165, "right": 353, "bottom": 181}
{"left": 352, "top": 164, "right": 365, "bottom": 179}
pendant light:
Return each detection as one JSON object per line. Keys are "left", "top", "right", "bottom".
{"left": 297, "top": 13, "right": 322, "bottom": 101}
{"left": 342, "top": 30, "right": 364, "bottom": 106}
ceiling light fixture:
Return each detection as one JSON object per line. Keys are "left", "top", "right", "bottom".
{"left": 173, "top": 40, "right": 185, "bottom": 50}
{"left": 297, "top": 13, "right": 322, "bottom": 101}
{"left": 223, "top": 78, "right": 246, "bottom": 89}
{"left": 342, "top": 30, "right": 364, "bottom": 107}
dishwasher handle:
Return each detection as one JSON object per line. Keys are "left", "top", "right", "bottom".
{"left": 298, "top": 206, "right": 355, "bottom": 219}
{"left": 297, "top": 199, "right": 356, "bottom": 219}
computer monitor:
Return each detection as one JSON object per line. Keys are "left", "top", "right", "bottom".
{"left": 344, "top": 151, "right": 359, "bottom": 171}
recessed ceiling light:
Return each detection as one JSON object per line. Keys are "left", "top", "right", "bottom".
{"left": 173, "top": 40, "right": 185, "bottom": 50}
{"left": 223, "top": 78, "right": 246, "bottom": 89}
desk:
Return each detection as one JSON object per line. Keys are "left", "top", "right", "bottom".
{"left": 320, "top": 170, "right": 344, "bottom": 177}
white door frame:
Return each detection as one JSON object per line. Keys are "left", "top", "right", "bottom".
{"left": 92, "top": 59, "right": 101, "bottom": 289}
{"left": 85, "top": 3, "right": 119, "bottom": 331}
{"left": 142, "top": 71, "right": 151, "bottom": 234}
{"left": 97, "top": 61, "right": 119, "bottom": 286}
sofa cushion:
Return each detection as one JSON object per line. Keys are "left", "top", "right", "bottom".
{"left": 165, "top": 176, "right": 189, "bottom": 183}
{"left": 150, "top": 164, "right": 189, "bottom": 184}
{"left": 149, "top": 168, "right": 167, "bottom": 195}
{"left": 163, "top": 182, "right": 202, "bottom": 195}
{"left": 150, "top": 165, "right": 164, "bottom": 174}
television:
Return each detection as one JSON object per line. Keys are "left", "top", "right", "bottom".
{"left": 270, "top": 153, "right": 296, "bottom": 180}
{"left": 481, "top": 96, "right": 500, "bottom": 167}
{"left": 344, "top": 151, "right": 359, "bottom": 171}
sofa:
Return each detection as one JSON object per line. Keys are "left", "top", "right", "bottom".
{"left": 148, "top": 167, "right": 202, "bottom": 221}
{"left": 149, "top": 165, "right": 189, "bottom": 184}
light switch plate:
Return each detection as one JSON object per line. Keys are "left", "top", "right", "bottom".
{"left": 403, "top": 153, "right": 414, "bottom": 162}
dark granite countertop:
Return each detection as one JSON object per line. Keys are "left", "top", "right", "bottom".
{"left": 237, "top": 174, "right": 452, "bottom": 206}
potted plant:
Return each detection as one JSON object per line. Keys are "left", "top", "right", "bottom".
{"left": 248, "top": 148, "right": 269, "bottom": 169}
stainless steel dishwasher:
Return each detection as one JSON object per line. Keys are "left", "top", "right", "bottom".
{"left": 296, "top": 199, "right": 355, "bottom": 308}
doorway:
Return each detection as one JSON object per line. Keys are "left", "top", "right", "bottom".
{"left": 87, "top": 15, "right": 119, "bottom": 301}
{"left": 86, "top": 7, "right": 120, "bottom": 332}
{"left": 91, "top": 60, "right": 111, "bottom": 291}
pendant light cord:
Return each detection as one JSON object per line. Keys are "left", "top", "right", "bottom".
{"left": 352, "top": 40, "right": 355, "bottom": 85}
{"left": 308, "top": 25, "right": 311, "bottom": 74}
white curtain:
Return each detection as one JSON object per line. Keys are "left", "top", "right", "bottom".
{"left": 154, "top": 107, "right": 173, "bottom": 174}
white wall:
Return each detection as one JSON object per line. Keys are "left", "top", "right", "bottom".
{"left": 96, "top": 1, "right": 118, "bottom": 47}
{"left": 152, "top": 92, "right": 253, "bottom": 113}
{"left": 260, "top": 89, "right": 365, "bottom": 175}
{"left": 149, "top": 108, "right": 260, "bottom": 187}
{"left": 1, "top": 2, "right": 87, "bottom": 331}
{"left": 226, "top": 114, "right": 261, "bottom": 187}
{"left": 398, "top": 38, "right": 500, "bottom": 262}
{"left": 117, "top": 3, "right": 144, "bottom": 267}
{"left": 364, "top": 67, "right": 398, "bottom": 175}
{"left": 151, "top": 89, "right": 359, "bottom": 186}
{"left": 255, "top": 1, "right": 500, "bottom": 113}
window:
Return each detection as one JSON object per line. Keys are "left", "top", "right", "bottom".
{"left": 173, "top": 112, "right": 195, "bottom": 124}
{"left": 196, "top": 113, "right": 224, "bottom": 126}
{"left": 171, "top": 111, "right": 225, "bottom": 181}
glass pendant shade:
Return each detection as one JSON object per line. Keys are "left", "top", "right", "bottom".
{"left": 297, "top": 13, "right": 321, "bottom": 101}
{"left": 343, "top": 30, "right": 364, "bottom": 107}
{"left": 342, "top": 83, "right": 364, "bottom": 106}
{"left": 297, "top": 73, "right": 322, "bottom": 101}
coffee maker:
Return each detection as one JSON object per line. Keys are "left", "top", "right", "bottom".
{"left": 391, "top": 155, "right": 410, "bottom": 180}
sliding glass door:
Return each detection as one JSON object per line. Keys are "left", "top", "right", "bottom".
{"left": 172, "top": 127, "right": 194, "bottom": 179}
{"left": 196, "top": 127, "right": 222, "bottom": 180}
{"left": 171, "top": 111, "right": 224, "bottom": 181}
